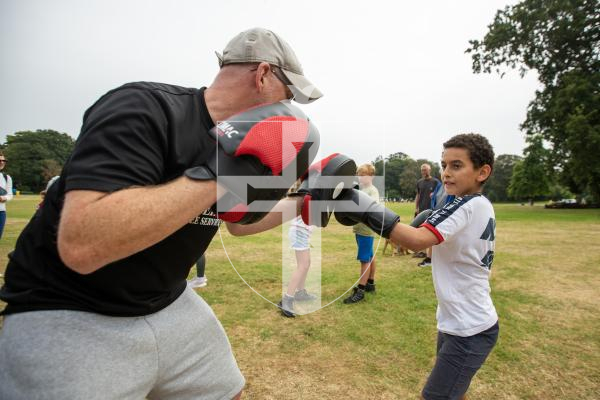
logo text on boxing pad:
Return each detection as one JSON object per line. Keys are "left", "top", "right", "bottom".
{"left": 216, "top": 121, "right": 239, "bottom": 139}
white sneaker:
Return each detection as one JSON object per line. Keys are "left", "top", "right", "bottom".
{"left": 188, "top": 277, "right": 207, "bottom": 288}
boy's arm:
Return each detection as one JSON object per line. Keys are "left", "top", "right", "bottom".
{"left": 334, "top": 188, "right": 439, "bottom": 252}
{"left": 388, "top": 224, "right": 439, "bottom": 252}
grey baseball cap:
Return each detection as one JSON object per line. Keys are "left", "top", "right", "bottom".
{"left": 216, "top": 28, "right": 323, "bottom": 104}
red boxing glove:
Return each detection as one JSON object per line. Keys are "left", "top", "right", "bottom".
{"left": 185, "top": 101, "right": 320, "bottom": 224}
{"left": 290, "top": 153, "right": 356, "bottom": 227}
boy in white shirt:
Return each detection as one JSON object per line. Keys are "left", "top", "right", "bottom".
{"left": 335, "top": 133, "right": 498, "bottom": 400}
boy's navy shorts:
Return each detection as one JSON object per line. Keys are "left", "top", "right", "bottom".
{"left": 422, "top": 322, "right": 499, "bottom": 400}
{"left": 355, "top": 234, "right": 374, "bottom": 263}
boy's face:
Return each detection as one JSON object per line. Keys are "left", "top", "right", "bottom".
{"left": 441, "top": 147, "right": 491, "bottom": 197}
{"left": 357, "top": 173, "right": 374, "bottom": 186}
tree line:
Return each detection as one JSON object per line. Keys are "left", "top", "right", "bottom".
{"left": 2, "top": 0, "right": 597, "bottom": 202}
{"left": 0, "top": 127, "right": 584, "bottom": 203}
{"left": 467, "top": 0, "right": 599, "bottom": 204}
{"left": 372, "top": 150, "right": 576, "bottom": 204}
{"left": 1, "top": 130, "right": 75, "bottom": 192}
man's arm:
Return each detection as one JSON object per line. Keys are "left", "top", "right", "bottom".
{"left": 225, "top": 196, "right": 302, "bottom": 236}
{"left": 58, "top": 177, "right": 225, "bottom": 274}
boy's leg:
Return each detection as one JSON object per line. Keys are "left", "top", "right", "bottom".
{"left": 288, "top": 249, "right": 311, "bottom": 295}
{"left": 0, "top": 211, "right": 5, "bottom": 239}
{"left": 358, "top": 261, "right": 372, "bottom": 286}
{"left": 356, "top": 235, "right": 375, "bottom": 286}
{"left": 196, "top": 253, "right": 206, "bottom": 278}
{"left": 280, "top": 224, "right": 313, "bottom": 316}
{"left": 365, "top": 257, "right": 377, "bottom": 292}
{"left": 368, "top": 257, "right": 376, "bottom": 280}
{"left": 421, "top": 323, "right": 499, "bottom": 400}
{"left": 418, "top": 248, "right": 432, "bottom": 267}
{"left": 344, "top": 235, "right": 374, "bottom": 304}
{"left": 281, "top": 250, "right": 314, "bottom": 316}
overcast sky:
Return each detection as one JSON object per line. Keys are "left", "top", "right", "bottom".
{"left": 0, "top": 0, "right": 540, "bottom": 166}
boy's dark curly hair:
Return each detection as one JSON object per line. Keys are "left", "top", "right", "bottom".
{"left": 443, "top": 133, "right": 495, "bottom": 178}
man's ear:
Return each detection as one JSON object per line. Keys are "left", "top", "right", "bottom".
{"left": 477, "top": 164, "right": 492, "bottom": 183}
{"left": 254, "top": 62, "right": 271, "bottom": 91}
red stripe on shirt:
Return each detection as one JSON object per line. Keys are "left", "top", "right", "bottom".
{"left": 422, "top": 222, "right": 444, "bottom": 244}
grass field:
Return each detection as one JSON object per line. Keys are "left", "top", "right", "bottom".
{"left": 1, "top": 195, "right": 599, "bottom": 399}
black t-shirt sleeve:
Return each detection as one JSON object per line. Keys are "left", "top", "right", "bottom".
{"left": 65, "top": 87, "right": 168, "bottom": 193}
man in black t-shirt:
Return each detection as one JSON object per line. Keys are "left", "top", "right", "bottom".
{"left": 413, "top": 163, "right": 440, "bottom": 259}
{"left": 415, "top": 163, "right": 440, "bottom": 215}
{"left": 0, "top": 28, "right": 323, "bottom": 400}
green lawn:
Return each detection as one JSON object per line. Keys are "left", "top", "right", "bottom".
{"left": 1, "top": 196, "right": 599, "bottom": 399}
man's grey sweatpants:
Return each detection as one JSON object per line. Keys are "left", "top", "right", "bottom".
{"left": 0, "top": 286, "right": 245, "bottom": 400}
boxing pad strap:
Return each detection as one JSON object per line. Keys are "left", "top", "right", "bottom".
{"left": 300, "top": 194, "right": 312, "bottom": 226}
{"left": 300, "top": 152, "right": 341, "bottom": 180}
{"left": 212, "top": 101, "right": 316, "bottom": 176}
{"left": 219, "top": 203, "right": 249, "bottom": 223}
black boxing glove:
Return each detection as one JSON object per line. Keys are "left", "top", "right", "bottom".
{"left": 334, "top": 188, "right": 400, "bottom": 239}
{"left": 289, "top": 153, "right": 356, "bottom": 227}
{"left": 410, "top": 209, "right": 433, "bottom": 228}
{"left": 185, "top": 101, "right": 320, "bottom": 224}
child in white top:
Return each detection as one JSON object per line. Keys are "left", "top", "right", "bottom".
{"left": 370, "top": 133, "right": 499, "bottom": 399}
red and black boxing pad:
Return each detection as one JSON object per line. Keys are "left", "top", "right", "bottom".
{"left": 185, "top": 101, "right": 320, "bottom": 224}
{"left": 289, "top": 153, "right": 357, "bottom": 227}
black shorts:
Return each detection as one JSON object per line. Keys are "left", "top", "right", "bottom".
{"left": 422, "top": 322, "right": 499, "bottom": 400}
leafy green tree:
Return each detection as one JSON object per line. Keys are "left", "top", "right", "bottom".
{"left": 398, "top": 164, "right": 419, "bottom": 200}
{"left": 41, "top": 159, "right": 63, "bottom": 182}
{"left": 3, "top": 130, "right": 75, "bottom": 192}
{"left": 374, "top": 153, "right": 440, "bottom": 201}
{"left": 382, "top": 152, "right": 413, "bottom": 200}
{"left": 484, "top": 154, "right": 522, "bottom": 202}
{"left": 467, "top": 0, "right": 600, "bottom": 202}
{"left": 508, "top": 136, "right": 551, "bottom": 204}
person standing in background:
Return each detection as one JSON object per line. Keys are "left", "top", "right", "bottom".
{"left": 188, "top": 253, "right": 208, "bottom": 289}
{"left": 343, "top": 163, "right": 379, "bottom": 304}
{"left": 415, "top": 163, "right": 439, "bottom": 216}
{"left": 413, "top": 163, "right": 439, "bottom": 259}
{"left": 0, "top": 152, "right": 13, "bottom": 239}
{"left": 278, "top": 214, "right": 317, "bottom": 317}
